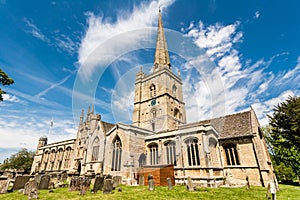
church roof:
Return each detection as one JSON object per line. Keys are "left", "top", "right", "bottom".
{"left": 101, "top": 121, "right": 115, "bottom": 133}
{"left": 183, "top": 110, "right": 254, "bottom": 139}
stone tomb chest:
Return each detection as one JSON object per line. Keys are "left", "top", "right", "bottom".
{"left": 138, "top": 165, "right": 174, "bottom": 186}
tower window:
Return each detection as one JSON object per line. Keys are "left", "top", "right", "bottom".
{"left": 111, "top": 136, "right": 122, "bottom": 171}
{"left": 150, "top": 84, "right": 156, "bottom": 98}
{"left": 172, "top": 84, "right": 177, "bottom": 96}
{"left": 224, "top": 144, "right": 240, "bottom": 166}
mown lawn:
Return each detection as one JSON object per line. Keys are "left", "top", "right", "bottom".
{"left": 0, "top": 184, "right": 299, "bottom": 200}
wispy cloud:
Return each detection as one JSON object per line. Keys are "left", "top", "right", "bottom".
{"left": 254, "top": 11, "right": 260, "bottom": 19}
{"left": 183, "top": 20, "right": 300, "bottom": 124}
{"left": 24, "top": 18, "right": 49, "bottom": 42}
{"left": 77, "top": 0, "right": 175, "bottom": 80}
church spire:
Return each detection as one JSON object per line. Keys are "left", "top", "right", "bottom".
{"left": 153, "top": 9, "right": 170, "bottom": 71}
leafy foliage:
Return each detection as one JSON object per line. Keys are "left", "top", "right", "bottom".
{"left": 267, "top": 96, "right": 300, "bottom": 179}
{"left": 0, "top": 148, "right": 35, "bottom": 173}
{"left": 0, "top": 68, "right": 14, "bottom": 101}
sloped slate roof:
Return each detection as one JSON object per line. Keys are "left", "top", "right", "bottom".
{"left": 191, "top": 110, "right": 253, "bottom": 139}
{"left": 101, "top": 121, "right": 115, "bottom": 133}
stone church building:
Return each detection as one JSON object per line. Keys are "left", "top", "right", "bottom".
{"left": 31, "top": 11, "right": 274, "bottom": 187}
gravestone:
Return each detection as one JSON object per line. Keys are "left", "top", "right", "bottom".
{"left": 112, "top": 176, "right": 122, "bottom": 188}
{"left": 34, "top": 174, "right": 42, "bottom": 185}
{"left": 24, "top": 179, "right": 38, "bottom": 195}
{"left": 28, "top": 188, "right": 38, "bottom": 199}
{"left": 38, "top": 175, "right": 50, "bottom": 189}
{"left": 69, "top": 177, "right": 81, "bottom": 191}
{"left": 0, "top": 177, "right": 9, "bottom": 194}
{"left": 93, "top": 175, "right": 104, "bottom": 193}
{"left": 60, "top": 171, "right": 68, "bottom": 182}
{"left": 103, "top": 178, "right": 113, "bottom": 194}
{"left": 167, "top": 177, "right": 172, "bottom": 190}
{"left": 148, "top": 175, "right": 155, "bottom": 191}
{"left": 139, "top": 174, "right": 144, "bottom": 186}
{"left": 186, "top": 176, "right": 194, "bottom": 191}
{"left": 79, "top": 177, "right": 91, "bottom": 196}
{"left": 13, "top": 175, "right": 31, "bottom": 190}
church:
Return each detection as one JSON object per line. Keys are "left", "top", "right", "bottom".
{"left": 31, "top": 11, "right": 274, "bottom": 187}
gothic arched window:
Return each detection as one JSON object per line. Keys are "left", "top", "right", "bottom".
{"left": 64, "top": 147, "right": 72, "bottom": 168}
{"left": 172, "top": 84, "right": 177, "bottom": 96}
{"left": 165, "top": 141, "right": 176, "bottom": 166}
{"left": 150, "top": 84, "right": 156, "bottom": 98}
{"left": 111, "top": 136, "right": 122, "bottom": 171}
{"left": 91, "top": 137, "right": 100, "bottom": 161}
{"left": 224, "top": 144, "right": 240, "bottom": 166}
{"left": 148, "top": 143, "right": 158, "bottom": 165}
{"left": 185, "top": 138, "right": 200, "bottom": 166}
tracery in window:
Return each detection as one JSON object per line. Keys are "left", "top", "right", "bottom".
{"left": 91, "top": 137, "right": 100, "bottom": 161}
{"left": 148, "top": 143, "right": 158, "bottom": 165}
{"left": 224, "top": 144, "right": 240, "bottom": 165}
{"left": 165, "top": 141, "right": 176, "bottom": 166}
{"left": 185, "top": 138, "right": 200, "bottom": 166}
{"left": 150, "top": 84, "right": 156, "bottom": 98}
{"left": 111, "top": 136, "right": 122, "bottom": 171}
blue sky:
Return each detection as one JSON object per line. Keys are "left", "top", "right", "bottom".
{"left": 0, "top": 0, "right": 299, "bottom": 163}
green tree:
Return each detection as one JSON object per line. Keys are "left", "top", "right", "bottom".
{"left": 0, "top": 68, "right": 14, "bottom": 101}
{"left": 0, "top": 148, "right": 35, "bottom": 173}
{"left": 267, "top": 96, "right": 300, "bottom": 182}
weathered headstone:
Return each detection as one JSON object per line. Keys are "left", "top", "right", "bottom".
{"left": 79, "top": 177, "right": 91, "bottom": 196}
{"left": 93, "top": 175, "right": 104, "bottom": 193}
{"left": 69, "top": 177, "right": 81, "bottom": 191}
{"left": 186, "top": 177, "right": 194, "bottom": 191}
{"left": 13, "top": 175, "right": 31, "bottom": 190}
{"left": 148, "top": 175, "right": 155, "bottom": 191}
{"left": 139, "top": 174, "right": 144, "bottom": 186}
{"left": 103, "top": 178, "right": 113, "bottom": 194}
{"left": 28, "top": 188, "right": 38, "bottom": 199}
{"left": 0, "top": 177, "right": 9, "bottom": 194}
{"left": 34, "top": 174, "right": 42, "bottom": 185}
{"left": 167, "top": 177, "right": 172, "bottom": 190}
{"left": 24, "top": 179, "right": 38, "bottom": 195}
{"left": 112, "top": 176, "right": 122, "bottom": 188}
{"left": 38, "top": 174, "right": 50, "bottom": 189}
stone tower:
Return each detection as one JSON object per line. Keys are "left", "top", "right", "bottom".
{"left": 132, "top": 10, "right": 186, "bottom": 132}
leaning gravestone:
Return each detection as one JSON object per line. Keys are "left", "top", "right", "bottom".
{"left": 186, "top": 176, "right": 194, "bottom": 191}
{"left": 38, "top": 175, "right": 50, "bottom": 189}
{"left": 103, "top": 178, "right": 113, "bottom": 194}
{"left": 0, "top": 177, "right": 9, "bottom": 194}
{"left": 93, "top": 175, "right": 104, "bottom": 193}
{"left": 148, "top": 175, "right": 155, "bottom": 191}
{"left": 13, "top": 175, "right": 31, "bottom": 190}
{"left": 167, "top": 177, "right": 172, "bottom": 190}
{"left": 24, "top": 179, "right": 38, "bottom": 195}
{"left": 139, "top": 174, "right": 144, "bottom": 186}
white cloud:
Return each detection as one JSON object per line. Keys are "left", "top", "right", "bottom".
{"left": 2, "top": 94, "right": 20, "bottom": 103}
{"left": 77, "top": 0, "right": 175, "bottom": 80}
{"left": 252, "top": 90, "right": 295, "bottom": 125}
{"left": 24, "top": 18, "right": 49, "bottom": 42}
{"left": 254, "top": 11, "right": 260, "bottom": 19}
{"left": 184, "top": 19, "right": 300, "bottom": 125}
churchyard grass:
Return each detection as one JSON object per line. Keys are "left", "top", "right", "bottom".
{"left": 0, "top": 184, "right": 298, "bottom": 200}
